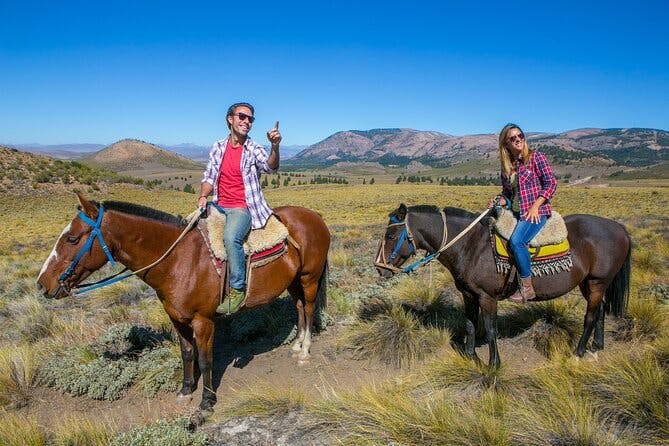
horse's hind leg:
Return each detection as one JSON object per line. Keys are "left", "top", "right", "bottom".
{"left": 295, "top": 276, "right": 319, "bottom": 364}
{"left": 592, "top": 302, "right": 605, "bottom": 351}
{"left": 576, "top": 280, "right": 607, "bottom": 356}
{"left": 171, "top": 318, "right": 197, "bottom": 400}
{"left": 288, "top": 281, "right": 307, "bottom": 356}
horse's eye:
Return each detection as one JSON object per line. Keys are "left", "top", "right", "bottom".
{"left": 387, "top": 234, "right": 396, "bottom": 240}
{"left": 66, "top": 235, "right": 81, "bottom": 244}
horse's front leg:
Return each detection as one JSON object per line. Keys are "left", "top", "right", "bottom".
{"left": 171, "top": 318, "right": 196, "bottom": 399}
{"left": 192, "top": 315, "right": 217, "bottom": 412}
{"left": 480, "top": 294, "right": 500, "bottom": 369}
{"left": 462, "top": 292, "right": 480, "bottom": 361}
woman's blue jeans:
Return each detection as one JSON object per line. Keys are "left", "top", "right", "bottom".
{"left": 220, "top": 207, "right": 252, "bottom": 290}
{"left": 509, "top": 214, "right": 547, "bottom": 278}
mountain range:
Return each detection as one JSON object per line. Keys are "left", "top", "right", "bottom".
{"left": 292, "top": 127, "right": 669, "bottom": 168}
{"left": 3, "top": 127, "right": 668, "bottom": 180}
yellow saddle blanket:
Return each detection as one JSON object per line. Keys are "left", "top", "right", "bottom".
{"left": 494, "top": 234, "right": 570, "bottom": 259}
{"left": 490, "top": 209, "right": 573, "bottom": 276}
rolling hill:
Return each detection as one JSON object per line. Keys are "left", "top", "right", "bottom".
{"left": 0, "top": 145, "right": 151, "bottom": 194}
{"left": 82, "top": 139, "right": 204, "bottom": 172}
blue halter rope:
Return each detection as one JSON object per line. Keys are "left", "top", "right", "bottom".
{"left": 58, "top": 206, "right": 116, "bottom": 284}
{"left": 387, "top": 215, "right": 415, "bottom": 263}
{"left": 57, "top": 205, "right": 138, "bottom": 294}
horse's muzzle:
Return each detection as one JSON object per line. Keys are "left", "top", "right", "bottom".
{"left": 375, "top": 266, "right": 395, "bottom": 279}
{"left": 37, "top": 281, "right": 70, "bottom": 299}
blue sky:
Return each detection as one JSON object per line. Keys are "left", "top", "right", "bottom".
{"left": 1, "top": 1, "right": 667, "bottom": 146}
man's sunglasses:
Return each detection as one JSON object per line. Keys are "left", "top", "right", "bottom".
{"left": 507, "top": 133, "right": 525, "bottom": 143}
{"left": 233, "top": 112, "right": 255, "bottom": 123}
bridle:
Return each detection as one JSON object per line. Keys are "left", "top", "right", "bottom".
{"left": 375, "top": 207, "right": 488, "bottom": 274}
{"left": 57, "top": 205, "right": 201, "bottom": 295}
{"left": 58, "top": 205, "right": 118, "bottom": 292}
{"left": 374, "top": 215, "right": 417, "bottom": 274}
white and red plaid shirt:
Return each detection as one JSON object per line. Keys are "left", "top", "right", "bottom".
{"left": 501, "top": 150, "right": 557, "bottom": 220}
{"left": 202, "top": 136, "right": 276, "bottom": 229}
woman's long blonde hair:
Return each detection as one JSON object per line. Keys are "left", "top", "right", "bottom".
{"left": 499, "top": 123, "right": 532, "bottom": 177}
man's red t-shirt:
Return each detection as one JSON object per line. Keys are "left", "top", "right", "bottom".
{"left": 217, "top": 140, "right": 247, "bottom": 208}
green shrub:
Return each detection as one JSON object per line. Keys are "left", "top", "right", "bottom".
{"left": 41, "top": 324, "right": 180, "bottom": 401}
{"left": 109, "top": 418, "right": 206, "bottom": 446}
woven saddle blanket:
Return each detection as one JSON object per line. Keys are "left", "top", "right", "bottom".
{"left": 491, "top": 209, "right": 572, "bottom": 277}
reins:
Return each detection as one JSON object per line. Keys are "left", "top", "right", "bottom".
{"left": 63, "top": 207, "right": 201, "bottom": 295}
{"left": 376, "top": 207, "right": 491, "bottom": 274}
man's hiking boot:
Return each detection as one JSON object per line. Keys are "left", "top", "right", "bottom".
{"left": 216, "top": 288, "right": 246, "bottom": 314}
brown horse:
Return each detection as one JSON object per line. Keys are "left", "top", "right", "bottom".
{"left": 375, "top": 204, "right": 631, "bottom": 368}
{"left": 37, "top": 193, "right": 330, "bottom": 412}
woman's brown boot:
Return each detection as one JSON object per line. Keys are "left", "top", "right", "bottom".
{"left": 509, "top": 276, "right": 536, "bottom": 303}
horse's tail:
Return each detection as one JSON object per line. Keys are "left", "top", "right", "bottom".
{"left": 316, "top": 259, "right": 328, "bottom": 311}
{"left": 604, "top": 233, "right": 631, "bottom": 317}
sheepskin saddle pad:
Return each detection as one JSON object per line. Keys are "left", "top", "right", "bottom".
{"left": 490, "top": 209, "right": 572, "bottom": 277}
{"left": 197, "top": 205, "right": 289, "bottom": 263}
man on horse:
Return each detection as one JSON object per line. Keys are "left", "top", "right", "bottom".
{"left": 198, "top": 102, "right": 282, "bottom": 313}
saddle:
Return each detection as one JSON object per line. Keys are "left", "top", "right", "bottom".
{"left": 197, "top": 205, "right": 290, "bottom": 275}
{"left": 491, "top": 209, "right": 572, "bottom": 277}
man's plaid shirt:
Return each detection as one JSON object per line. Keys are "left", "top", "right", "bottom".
{"left": 501, "top": 150, "right": 557, "bottom": 220}
{"left": 202, "top": 136, "right": 276, "bottom": 229}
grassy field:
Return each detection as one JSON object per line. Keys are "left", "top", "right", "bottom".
{"left": 0, "top": 183, "right": 667, "bottom": 444}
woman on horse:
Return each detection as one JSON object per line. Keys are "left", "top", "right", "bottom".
{"left": 488, "top": 123, "right": 557, "bottom": 302}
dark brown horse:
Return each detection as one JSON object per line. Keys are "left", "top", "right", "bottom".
{"left": 375, "top": 204, "right": 631, "bottom": 368}
{"left": 37, "top": 193, "right": 330, "bottom": 412}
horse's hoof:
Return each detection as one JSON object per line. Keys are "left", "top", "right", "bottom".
{"left": 584, "top": 351, "right": 599, "bottom": 361}
{"left": 188, "top": 411, "right": 206, "bottom": 427}
{"left": 189, "top": 407, "right": 214, "bottom": 427}
{"left": 176, "top": 393, "right": 194, "bottom": 405}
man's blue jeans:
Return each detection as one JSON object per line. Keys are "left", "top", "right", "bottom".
{"left": 509, "top": 214, "right": 547, "bottom": 278}
{"left": 220, "top": 207, "right": 252, "bottom": 290}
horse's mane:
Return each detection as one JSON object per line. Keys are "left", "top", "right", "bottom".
{"left": 443, "top": 206, "right": 478, "bottom": 219}
{"left": 407, "top": 205, "right": 477, "bottom": 220}
{"left": 408, "top": 204, "right": 441, "bottom": 214}
{"left": 97, "top": 200, "right": 187, "bottom": 227}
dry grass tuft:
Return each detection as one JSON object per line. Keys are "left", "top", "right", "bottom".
{"left": 510, "top": 372, "right": 626, "bottom": 446}
{"left": 222, "top": 381, "right": 307, "bottom": 419}
{"left": 0, "top": 344, "right": 43, "bottom": 409}
{"left": 0, "top": 410, "right": 46, "bottom": 446}
{"left": 422, "top": 349, "right": 505, "bottom": 394}
{"left": 616, "top": 293, "right": 669, "bottom": 341}
{"left": 310, "top": 382, "right": 511, "bottom": 445}
{"left": 51, "top": 417, "right": 115, "bottom": 446}
{"left": 504, "top": 300, "right": 582, "bottom": 357}
{"left": 583, "top": 350, "right": 669, "bottom": 441}
{"left": 341, "top": 304, "right": 449, "bottom": 367}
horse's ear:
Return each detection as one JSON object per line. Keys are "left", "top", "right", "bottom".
{"left": 398, "top": 203, "right": 407, "bottom": 219}
{"left": 76, "top": 192, "right": 98, "bottom": 219}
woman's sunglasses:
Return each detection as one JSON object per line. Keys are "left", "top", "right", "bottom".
{"left": 507, "top": 133, "right": 525, "bottom": 143}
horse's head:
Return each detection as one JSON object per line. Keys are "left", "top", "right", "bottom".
{"left": 37, "top": 193, "right": 115, "bottom": 299}
{"left": 374, "top": 203, "right": 416, "bottom": 278}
